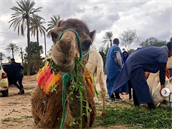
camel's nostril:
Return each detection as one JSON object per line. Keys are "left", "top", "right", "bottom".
{"left": 59, "top": 39, "right": 72, "bottom": 55}
{"left": 63, "top": 59, "right": 68, "bottom": 64}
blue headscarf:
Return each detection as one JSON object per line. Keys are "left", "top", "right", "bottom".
{"left": 122, "top": 51, "right": 129, "bottom": 64}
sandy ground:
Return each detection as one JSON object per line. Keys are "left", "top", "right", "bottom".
{"left": 0, "top": 75, "right": 131, "bottom": 129}
{"left": 0, "top": 75, "right": 37, "bottom": 129}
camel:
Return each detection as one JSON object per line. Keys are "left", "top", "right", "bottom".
{"left": 31, "top": 18, "right": 97, "bottom": 128}
{"left": 86, "top": 48, "right": 106, "bottom": 116}
{"left": 167, "top": 57, "right": 172, "bottom": 70}
{"left": 167, "top": 57, "right": 172, "bottom": 77}
{"left": 147, "top": 73, "right": 172, "bottom": 108}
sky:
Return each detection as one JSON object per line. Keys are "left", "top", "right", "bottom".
{"left": 0, "top": 0, "right": 172, "bottom": 63}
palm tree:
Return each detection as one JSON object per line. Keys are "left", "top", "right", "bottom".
{"left": 44, "top": 33, "right": 47, "bottom": 57}
{"left": 45, "top": 15, "right": 60, "bottom": 56}
{"left": 5, "top": 43, "right": 19, "bottom": 58}
{"left": 6, "top": 56, "right": 11, "bottom": 63}
{"left": 30, "top": 15, "right": 46, "bottom": 70}
{"left": 47, "top": 15, "right": 60, "bottom": 37}
{"left": 102, "top": 31, "right": 113, "bottom": 48}
{"left": 19, "top": 47, "right": 24, "bottom": 66}
{"left": 9, "top": 0, "right": 42, "bottom": 75}
{"left": 0, "top": 52, "right": 5, "bottom": 59}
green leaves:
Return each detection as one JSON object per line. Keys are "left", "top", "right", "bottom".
{"left": 50, "top": 84, "right": 58, "bottom": 93}
{"left": 1, "top": 118, "right": 10, "bottom": 124}
{"left": 140, "top": 37, "right": 166, "bottom": 47}
{"left": 47, "top": 15, "right": 60, "bottom": 35}
{"left": 47, "top": 58, "right": 59, "bottom": 75}
{"left": 41, "top": 85, "right": 43, "bottom": 89}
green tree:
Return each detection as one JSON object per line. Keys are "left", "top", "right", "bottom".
{"left": 5, "top": 43, "right": 19, "bottom": 58}
{"left": 9, "top": 0, "right": 42, "bottom": 75}
{"left": 30, "top": 54, "right": 44, "bottom": 72}
{"left": 102, "top": 31, "right": 113, "bottom": 48}
{"left": 120, "top": 29, "right": 138, "bottom": 51}
{"left": 24, "top": 41, "right": 43, "bottom": 73}
{"left": 128, "top": 49, "right": 135, "bottom": 55}
{"left": 6, "top": 56, "right": 11, "bottom": 63}
{"left": 140, "top": 37, "right": 166, "bottom": 47}
{"left": 25, "top": 41, "right": 43, "bottom": 55}
{"left": 30, "top": 15, "right": 46, "bottom": 68}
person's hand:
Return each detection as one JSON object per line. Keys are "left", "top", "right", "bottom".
{"left": 159, "top": 85, "right": 165, "bottom": 96}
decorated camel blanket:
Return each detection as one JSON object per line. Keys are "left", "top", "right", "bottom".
{"left": 36, "top": 62, "right": 62, "bottom": 94}
{"left": 36, "top": 62, "right": 94, "bottom": 97}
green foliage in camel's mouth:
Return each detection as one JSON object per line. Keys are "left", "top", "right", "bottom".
{"left": 47, "top": 58, "right": 60, "bottom": 74}
{"left": 47, "top": 57, "right": 99, "bottom": 129}
{"left": 47, "top": 57, "right": 99, "bottom": 97}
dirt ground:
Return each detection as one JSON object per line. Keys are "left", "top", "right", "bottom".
{"left": 0, "top": 75, "right": 131, "bottom": 129}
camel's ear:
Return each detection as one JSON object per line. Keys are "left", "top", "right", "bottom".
{"left": 56, "top": 20, "right": 64, "bottom": 27}
{"left": 89, "top": 30, "right": 96, "bottom": 42}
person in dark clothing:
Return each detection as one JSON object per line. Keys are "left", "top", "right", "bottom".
{"left": 111, "top": 42, "right": 172, "bottom": 110}
{"left": 10, "top": 58, "right": 24, "bottom": 94}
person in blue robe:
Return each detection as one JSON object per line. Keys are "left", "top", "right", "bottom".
{"left": 121, "top": 51, "right": 129, "bottom": 95}
{"left": 122, "top": 51, "right": 129, "bottom": 64}
{"left": 106, "top": 38, "right": 123, "bottom": 101}
{"left": 112, "top": 42, "right": 172, "bottom": 109}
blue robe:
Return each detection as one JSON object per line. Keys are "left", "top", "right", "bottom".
{"left": 106, "top": 45, "right": 121, "bottom": 97}
{"left": 112, "top": 46, "right": 168, "bottom": 105}
{"left": 122, "top": 51, "right": 129, "bottom": 64}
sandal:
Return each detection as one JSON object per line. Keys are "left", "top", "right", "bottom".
{"left": 18, "top": 89, "right": 25, "bottom": 95}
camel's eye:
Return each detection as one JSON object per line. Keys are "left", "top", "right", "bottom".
{"left": 83, "top": 40, "right": 92, "bottom": 51}
{"left": 51, "top": 32, "right": 58, "bottom": 40}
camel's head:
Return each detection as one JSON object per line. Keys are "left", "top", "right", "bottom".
{"left": 50, "top": 19, "right": 96, "bottom": 73}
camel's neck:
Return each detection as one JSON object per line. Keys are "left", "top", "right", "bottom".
{"left": 65, "top": 69, "right": 88, "bottom": 127}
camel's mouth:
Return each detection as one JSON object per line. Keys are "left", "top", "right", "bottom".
{"left": 51, "top": 45, "right": 76, "bottom": 73}
{"left": 56, "top": 64, "right": 75, "bottom": 73}
{"left": 51, "top": 57, "right": 75, "bottom": 73}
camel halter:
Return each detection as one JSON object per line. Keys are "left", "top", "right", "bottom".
{"left": 56, "top": 29, "right": 90, "bottom": 129}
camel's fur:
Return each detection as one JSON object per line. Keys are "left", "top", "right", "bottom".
{"left": 31, "top": 19, "right": 96, "bottom": 128}
{"left": 86, "top": 48, "right": 106, "bottom": 116}
{"left": 147, "top": 73, "right": 172, "bottom": 108}
{"left": 167, "top": 57, "right": 172, "bottom": 69}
